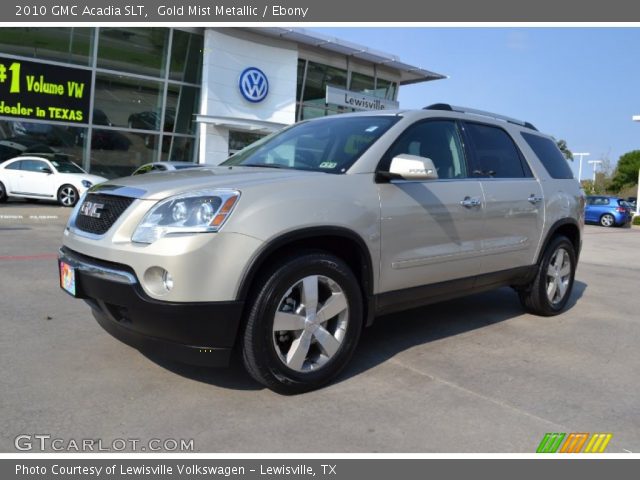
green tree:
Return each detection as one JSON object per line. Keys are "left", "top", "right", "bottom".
{"left": 556, "top": 139, "right": 573, "bottom": 161}
{"left": 609, "top": 150, "right": 640, "bottom": 192}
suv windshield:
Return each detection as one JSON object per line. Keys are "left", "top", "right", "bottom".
{"left": 51, "top": 158, "right": 85, "bottom": 174}
{"left": 222, "top": 116, "right": 399, "bottom": 173}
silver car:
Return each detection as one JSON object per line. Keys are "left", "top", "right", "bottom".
{"left": 58, "top": 105, "right": 584, "bottom": 393}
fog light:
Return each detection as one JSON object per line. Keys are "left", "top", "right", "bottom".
{"left": 143, "top": 267, "right": 174, "bottom": 296}
{"left": 162, "top": 270, "right": 174, "bottom": 291}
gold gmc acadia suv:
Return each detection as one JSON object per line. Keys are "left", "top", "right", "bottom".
{"left": 58, "top": 105, "right": 584, "bottom": 394}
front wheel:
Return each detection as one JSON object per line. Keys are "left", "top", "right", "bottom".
{"left": 519, "top": 235, "right": 576, "bottom": 316}
{"left": 600, "top": 213, "right": 615, "bottom": 227}
{"left": 241, "top": 252, "right": 363, "bottom": 394}
{"left": 0, "top": 181, "right": 7, "bottom": 202}
{"left": 57, "top": 184, "right": 79, "bottom": 207}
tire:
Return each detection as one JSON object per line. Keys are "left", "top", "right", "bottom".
{"left": 0, "top": 181, "right": 7, "bottom": 202}
{"left": 241, "top": 252, "right": 363, "bottom": 394}
{"left": 57, "top": 184, "right": 79, "bottom": 207}
{"left": 600, "top": 213, "right": 615, "bottom": 227}
{"left": 518, "top": 235, "right": 576, "bottom": 316}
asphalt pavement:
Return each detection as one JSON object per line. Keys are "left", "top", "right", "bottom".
{"left": 1, "top": 199, "right": 639, "bottom": 453}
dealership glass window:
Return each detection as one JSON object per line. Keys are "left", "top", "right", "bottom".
{"left": 229, "top": 131, "right": 266, "bottom": 155}
{"left": 0, "top": 118, "right": 86, "bottom": 164}
{"left": 169, "top": 30, "right": 204, "bottom": 83}
{"left": 97, "top": 28, "right": 169, "bottom": 78}
{"left": 375, "top": 78, "right": 397, "bottom": 100}
{"left": 160, "top": 136, "right": 198, "bottom": 162}
{"left": 0, "top": 28, "right": 93, "bottom": 66}
{"left": 165, "top": 84, "right": 200, "bottom": 135}
{"left": 0, "top": 27, "right": 202, "bottom": 175}
{"left": 302, "top": 61, "right": 348, "bottom": 103}
{"left": 94, "top": 74, "right": 163, "bottom": 130}
{"left": 296, "top": 59, "right": 306, "bottom": 100}
{"left": 90, "top": 129, "right": 158, "bottom": 178}
{"left": 300, "top": 62, "right": 350, "bottom": 120}
{"left": 350, "top": 72, "right": 375, "bottom": 94}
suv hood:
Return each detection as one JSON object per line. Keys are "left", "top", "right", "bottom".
{"left": 91, "top": 166, "right": 326, "bottom": 200}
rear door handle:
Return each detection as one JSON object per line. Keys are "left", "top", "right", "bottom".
{"left": 528, "top": 194, "right": 543, "bottom": 204}
{"left": 460, "top": 196, "right": 482, "bottom": 208}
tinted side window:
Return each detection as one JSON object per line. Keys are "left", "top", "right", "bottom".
{"left": 21, "top": 160, "right": 49, "bottom": 172}
{"left": 521, "top": 132, "right": 574, "bottom": 179}
{"left": 464, "top": 122, "right": 527, "bottom": 178}
{"left": 383, "top": 120, "right": 467, "bottom": 179}
{"left": 5, "top": 161, "right": 23, "bottom": 170}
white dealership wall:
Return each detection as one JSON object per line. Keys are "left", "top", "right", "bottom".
{"left": 198, "top": 29, "right": 298, "bottom": 164}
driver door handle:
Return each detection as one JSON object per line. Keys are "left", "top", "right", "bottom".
{"left": 460, "top": 196, "right": 482, "bottom": 208}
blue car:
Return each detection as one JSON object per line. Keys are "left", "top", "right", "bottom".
{"left": 585, "top": 196, "right": 632, "bottom": 227}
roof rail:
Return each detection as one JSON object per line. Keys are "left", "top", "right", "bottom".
{"left": 424, "top": 103, "right": 537, "bottom": 131}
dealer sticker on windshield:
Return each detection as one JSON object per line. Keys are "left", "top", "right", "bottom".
{"left": 318, "top": 162, "right": 337, "bottom": 169}
{"left": 59, "top": 261, "right": 76, "bottom": 296}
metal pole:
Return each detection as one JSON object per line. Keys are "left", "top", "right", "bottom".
{"left": 636, "top": 168, "right": 640, "bottom": 216}
{"left": 588, "top": 160, "right": 603, "bottom": 183}
{"left": 633, "top": 116, "right": 640, "bottom": 216}
{"left": 573, "top": 152, "right": 590, "bottom": 182}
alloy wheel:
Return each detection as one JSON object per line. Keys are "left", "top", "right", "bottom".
{"left": 600, "top": 214, "right": 614, "bottom": 227}
{"left": 272, "top": 275, "right": 349, "bottom": 372}
{"left": 545, "top": 247, "right": 572, "bottom": 305}
{"left": 59, "top": 187, "right": 77, "bottom": 206}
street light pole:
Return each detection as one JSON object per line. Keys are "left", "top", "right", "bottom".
{"left": 588, "top": 160, "right": 603, "bottom": 183}
{"left": 632, "top": 116, "right": 640, "bottom": 216}
{"left": 573, "top": 152, "right": 590, "bottom": 182}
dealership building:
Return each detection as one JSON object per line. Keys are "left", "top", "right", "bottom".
{"left": 0, "top": 27, "right": 444, "bottom": 178}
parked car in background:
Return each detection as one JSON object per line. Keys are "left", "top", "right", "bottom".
{"left": 0, "top": 136, "right": 56, "bottom": 162}
{"left": 75, "top": 109, "right": 132, "bottom": 151}
{"left": 585, "top": 196, "right": 632, "bottom": 227}
{"left": 0, "top": 155, "right": 106, "bottom": 206}
{"left": 127, "top": 109, "right": 175, "bottom": 131}
{"left": 131, "top": 161, "right": 204, "bottom": 176}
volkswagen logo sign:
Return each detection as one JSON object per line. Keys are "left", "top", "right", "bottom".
{"left": 239, "top": 67, "right": 269, "bottom": 103}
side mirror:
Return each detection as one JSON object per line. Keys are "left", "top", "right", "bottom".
{"left": 388, "top": 154, "right": 438, "bottom": 180}
{"left": 40, "top": 167, "right": 53, "bottom": 174}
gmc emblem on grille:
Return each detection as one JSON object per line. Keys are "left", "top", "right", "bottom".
{"left": 79, "top": 201, "right": 105, "bottom": 219}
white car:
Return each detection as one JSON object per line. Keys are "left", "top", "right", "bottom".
{"left": 0, "top": 155, "right": 106, "bottom": 207}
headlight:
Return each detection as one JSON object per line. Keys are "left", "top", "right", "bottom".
{"left": 81, "top": 180, "right": 93, "bottom": 188}
{"left": 132, "top": 189, "right": 240, "bottom": 244}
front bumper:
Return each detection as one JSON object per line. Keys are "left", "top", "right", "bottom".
{"left": 58, "top": 247, "right": 244, "bottom": 367}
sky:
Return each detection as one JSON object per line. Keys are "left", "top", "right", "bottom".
{"left": 314, "top": 27, "right": 640, "bottom": 180}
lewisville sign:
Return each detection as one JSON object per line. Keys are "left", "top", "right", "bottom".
{"left": 326, "top": 85, "right": 399, "bottom": 111}
{"left": 0, "top": 55, "right": 91, "bottom": 123}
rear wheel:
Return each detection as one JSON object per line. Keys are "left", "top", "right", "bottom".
{"left": 57, "top": 184, "right": 79, "bottom": 207}
{"left": 519, "top": 235, "right": 576, "bottom": 316}
{"left": 600, "top": 213, "right": 615, "bottom": 227}
{"left": 0, "top": 181, "right": 7, "bottom": 202}
{"left": 241, "top": 252, "right": 363, "bottom": 394}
